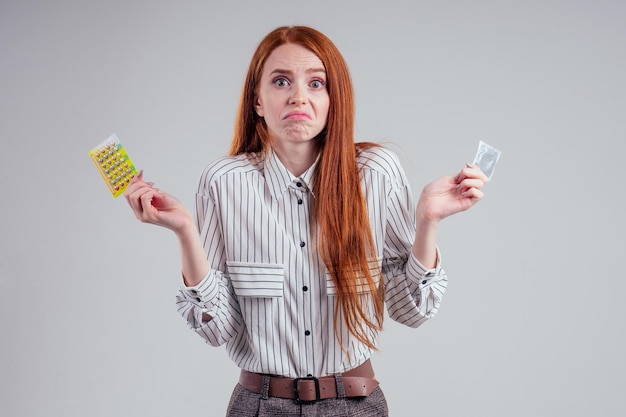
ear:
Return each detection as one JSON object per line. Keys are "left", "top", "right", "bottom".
{"left": 254, "top": 95, "right": 264, "bottom": 117}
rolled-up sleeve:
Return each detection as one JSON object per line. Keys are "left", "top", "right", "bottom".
{"left": 176, "top": 269, "right": 242, "bottom": 346}
{"left": 373, "top": 149, "right": 448, "bottom": 328}
{"left": 175, "top": 164, "right": 243, "bottom": 346}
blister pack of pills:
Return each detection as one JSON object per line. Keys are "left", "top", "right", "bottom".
{"left": 88, "top": 134, "right": 138, "bottom": 197}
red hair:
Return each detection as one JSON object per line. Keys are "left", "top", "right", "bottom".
{"left": 230, "top": 26, "right": 383, "bottom": 350}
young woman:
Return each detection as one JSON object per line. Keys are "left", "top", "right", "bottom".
{"left": 125, "top": 25, "right": 488, "bottom": 417}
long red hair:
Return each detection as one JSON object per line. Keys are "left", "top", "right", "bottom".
{"left": 229, "top": 26, "right": 384, "bottom": 349}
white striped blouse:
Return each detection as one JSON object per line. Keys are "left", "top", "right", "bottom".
{"left": 175, "top": 146, "right": 447, "bottom": 378}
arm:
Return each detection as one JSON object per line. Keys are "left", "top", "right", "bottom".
{"left": 380, "top": 155, "right": 488, "bottom": 328}
{"left": 125, "top": 170, "right": 242, "bottom": 345}
{"left": 412, "top": 162, "right": 489, "bottom": 268}
{"left": 124, "top": 171, "right": 209, "bottom": 286}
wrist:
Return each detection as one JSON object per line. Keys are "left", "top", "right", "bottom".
{"left": 413, "top": 203, "right": 440, "bottom": 269}
{"left": 415, "top": 199, "right": 441, "bottom": 227}
{"left": 415, "top": 214, "right": 439, "bottom": 243}
{"left": 173, "top": 215, "right": 198, "bottom": 241}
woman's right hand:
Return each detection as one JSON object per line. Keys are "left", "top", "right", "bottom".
{"left": 124, "top": 171, "right": 194, "bottom": 235}
{"left": 125, "top": 171, "right": 210, "bottom": 286}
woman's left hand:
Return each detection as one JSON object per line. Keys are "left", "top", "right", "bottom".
{"left": 417, "top": 163, "right": 489, "bottom": 223}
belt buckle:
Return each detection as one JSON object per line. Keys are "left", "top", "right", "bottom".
{"left": 293, "top": 376, "right": 320, "bottom": 404}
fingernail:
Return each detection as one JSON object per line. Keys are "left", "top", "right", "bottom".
{"left": 130, "top": 170, "right": 141, "bottom": 183}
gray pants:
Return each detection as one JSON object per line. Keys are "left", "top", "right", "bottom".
{"left": 226, "top": 374, "right": 389, "bottom": 417}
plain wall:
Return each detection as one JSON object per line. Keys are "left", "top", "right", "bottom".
{"left": 1, "top": 0, "right": 625, "bottom": 416}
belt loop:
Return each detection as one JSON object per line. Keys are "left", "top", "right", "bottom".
{"left": 334, "top": 373, "right": 346, "bottom": 399}
{"left": 261, "top": 375, "right": 270, "bottom": 400}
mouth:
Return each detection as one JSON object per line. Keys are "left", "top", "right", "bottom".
{"left": 283, "top": 111, "right": 311, "bottom": 120}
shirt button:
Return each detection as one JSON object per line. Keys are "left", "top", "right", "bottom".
{"left": 297, "top": 198, "right": 303, "bottom": 205}
{"left": 305, "top": 330, "right": 311, "bottom": 336}
{"left": 421, "top": 280, "right": 427, "bottom": 285}
{"left": 195, "top": 297, "right": 202, "bottom": 302}
{"left": 302, "top": 286, "right": 308, "bottom": 292}
{"left": 296, "top": 182, "right": 303, "bottom": 187}
{"left": 307, "top": 374, "right": 313, "bottom": 377}
{"left": 300, "top": 241, "right": 305, "bottom": 248}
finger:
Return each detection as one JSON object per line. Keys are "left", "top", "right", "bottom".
{"left": 124, "top": 175, "right": 154, "bottom": 198}
{"left": 460, "top": 187, "right": 484, "bottom": 201}
{"left": 124, "top": 181, "right": 153, "bottom": 205}
{"left": 455, "top": 164, "right": 489, "bottom": 184}
{"left": 454, "top": 166, "right": 472, "bottom": 183}
{"left": 466, "top": 163, "right": 489, "bottom": 183}
{"left": 129, "top": 187, "right": 162, "bottom": 224}
{"left": 124, "top": 181, "right": 144, "bottom": 199}
{"left": 125, "top": 187, "right": 148, "bottom": 219}
{"left": 138, "top": 189, "right": 160, "bottom": 223}
{"left": 455, "top": 178, "right": 486, "bottom": 193}
{"left": 125, "top": 184, "right": 157, "bottom": 220}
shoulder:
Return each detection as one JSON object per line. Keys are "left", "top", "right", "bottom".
{"left": 356, "top": 144, "right": 407, "bottom": 184}
{"left": 197, "top": 153, "right": 263, "bottom": 191}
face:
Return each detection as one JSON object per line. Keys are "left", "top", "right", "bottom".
{"left": 255, "top": 43, "right": 330, "bottom": 152}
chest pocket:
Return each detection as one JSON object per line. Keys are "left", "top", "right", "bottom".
{"left": 226, "top": 261, "right": 285, "bottom": 298}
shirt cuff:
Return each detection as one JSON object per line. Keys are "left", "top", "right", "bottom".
{"left": 179, "top": 269, "right": 221, "bottom": 310}
{"left": 406, "top": 246, "right": 443, "bottom": 289}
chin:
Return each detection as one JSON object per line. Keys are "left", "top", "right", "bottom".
{"left": 284, "top": 127, "right": 316, "bottom": 141}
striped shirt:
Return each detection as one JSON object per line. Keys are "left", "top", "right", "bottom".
{"left": 176, "top": 146, "right": 447, "bottom": 378}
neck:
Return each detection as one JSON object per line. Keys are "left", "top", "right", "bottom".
{"left": 271, "top": 141, "right": 319, "bottom": 177}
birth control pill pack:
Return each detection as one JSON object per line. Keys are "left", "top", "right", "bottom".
{"left": 88, "top": 134, "right": 138, "bottom": 197}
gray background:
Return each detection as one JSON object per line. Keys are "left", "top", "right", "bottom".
{"left": 1, "top": 0, "right": 624, "bottom": 416}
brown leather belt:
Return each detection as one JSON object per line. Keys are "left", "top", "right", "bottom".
{"left": 238, "top": 360, "right": 379, "bottom": 403}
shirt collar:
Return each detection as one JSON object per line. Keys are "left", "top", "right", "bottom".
{"left": 264, "top": 149, "right": 318, "bottom": 200}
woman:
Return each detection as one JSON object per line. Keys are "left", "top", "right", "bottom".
{"left": 125, "top": 25, "right": 488, "bottom": 417}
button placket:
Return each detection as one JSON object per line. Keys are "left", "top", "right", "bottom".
{"left": 290, "top": 177, "right": 316, "bottom": 371}
{"left": 293, "top": 182, "right": 307, "bottom": 249}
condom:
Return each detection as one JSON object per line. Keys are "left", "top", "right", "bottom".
{"left": 473, "top": 140, "right": 501, "bottom": 180}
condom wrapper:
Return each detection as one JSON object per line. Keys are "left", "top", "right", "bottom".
{"left": 473, "top": 140, "right": 501, "bottom": 180}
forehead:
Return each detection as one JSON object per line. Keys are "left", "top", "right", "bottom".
{"left": 262, "top": 43, "right": 325, "bottom": 73}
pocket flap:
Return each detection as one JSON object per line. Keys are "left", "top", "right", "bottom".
{"left": 226, "top": 261, "right": 285, "bottom": 298}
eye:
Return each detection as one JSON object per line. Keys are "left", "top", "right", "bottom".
{"left": 273, "top": 77, "right": 290, "bottom": 87}
{"left": 310, "top": 79, "right": 325, "bottom": 89}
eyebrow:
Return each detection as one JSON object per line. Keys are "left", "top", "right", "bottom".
{"left": 268, "top": 68, "right": 326, "bottom": 77}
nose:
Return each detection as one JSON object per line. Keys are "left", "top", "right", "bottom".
{"left": 289, "top": 83, "right": 307, "bottom": 105}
